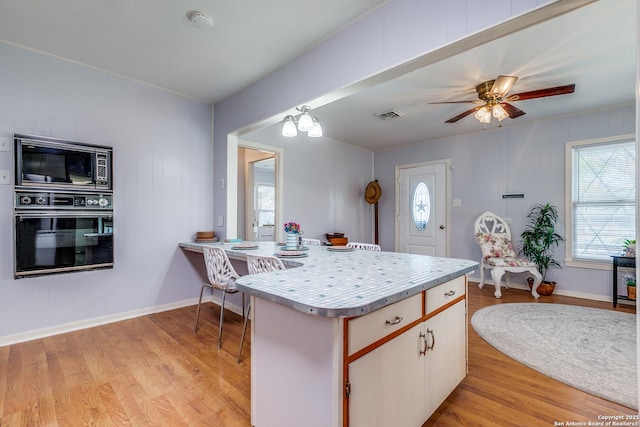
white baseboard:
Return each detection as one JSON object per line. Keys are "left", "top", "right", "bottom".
{"left": 0, "top": 294, "right": 246, "bottom": 347}
{"left": 2, "top": 274, "right": 617, "bottom": 348}
{"left": 468, "top": 274, "right": 613, "bottom": 303}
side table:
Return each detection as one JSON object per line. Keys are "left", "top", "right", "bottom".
{"left": 612, "top": 255, "right": 636, "bottom": 308}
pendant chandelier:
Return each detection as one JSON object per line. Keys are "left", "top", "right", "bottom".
{"left": 282, "top": 106, "right": 322, "bottom": 137}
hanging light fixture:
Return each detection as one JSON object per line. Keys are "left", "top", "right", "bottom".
{"left": 491, "top": 103, "right": 509, "bottom": 121}
{"left": 474, "top": 100, "right": 509, "bottom": 125}
{"left": 282, "top": 115, "right": 298, "bottom": 137}
{"left": 474, "top": 106, "right": 492, "bottom": 124}
{"left": 308, "top": 117, "right": 323, "bottom": 137}
{"left": 281, "top": 106, "right": 323, "bottom": 137}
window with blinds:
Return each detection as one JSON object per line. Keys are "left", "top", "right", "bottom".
{"left": 568, "top": 136, "right": 635, "bottom": 262}
{"left": 256, "top": 183, "right": 275, "bottom": 226}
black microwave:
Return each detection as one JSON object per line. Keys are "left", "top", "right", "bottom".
{"left": 14, "top": 134, "right": 112, "bottom": 191}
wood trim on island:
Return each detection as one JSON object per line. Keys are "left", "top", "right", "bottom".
{"left": 342, "top": 289, "right": 466, "bottom": 427}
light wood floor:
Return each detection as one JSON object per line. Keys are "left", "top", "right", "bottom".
{"left": 0, "top": 284, "right": 636, "bottom": 426}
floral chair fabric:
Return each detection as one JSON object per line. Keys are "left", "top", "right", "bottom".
{"left": 475, "top": 232, "right": 536, "bottom": 267}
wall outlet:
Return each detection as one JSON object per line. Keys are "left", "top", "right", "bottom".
{"left": 217, "top": 216, "right": 224, "bottom": 227}
{"left": 0, "top": 170, "right": 10, "bottom": 185}
{"left": 0, "top": 137, "right": 10, "bottom": 152}
{"left": 452, "top": 199, "right": 462, "bottom": 207}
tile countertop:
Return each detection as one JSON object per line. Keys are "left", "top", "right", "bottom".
{"left": 179, "top": 241, "right": 478, "bottom": 318}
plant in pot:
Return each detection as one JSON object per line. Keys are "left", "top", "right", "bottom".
{"left": 519, "top": 203, "right": 564, "bottom": 296}
{"left": 623, "top": 239, "right": 636, "bottom": 258}
{"left": 624, "top": 274, "right": 636, "bottom": 301}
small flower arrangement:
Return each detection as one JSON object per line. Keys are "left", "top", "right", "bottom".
{"left": 284, "top": 222, "right": 301, "bottom": 233}
{"left": 624, "top": 274, "right": 636, "bottom": 287}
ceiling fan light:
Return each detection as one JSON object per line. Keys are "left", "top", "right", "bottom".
{"left": 474, "top": 107, "right": 492, "bottom": 124}
{"left": 282, "top": 116, "right": 298, "bottom": 137}
{"left": 297, "top": 111, "right": 314, "bottom": 132}
{"left": 492, "top": 104, "right": 509, "bottom": 121}
{"left": 308, "top": 118, "right": 323, "bottom": 137}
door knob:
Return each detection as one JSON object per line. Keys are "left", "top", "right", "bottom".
{"left": 439, "top": 225, "right": 445, "bottom": 229}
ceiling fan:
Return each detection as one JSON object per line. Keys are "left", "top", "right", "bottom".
{"left": 430, "top": 76, "right": 575, "bottom": 124}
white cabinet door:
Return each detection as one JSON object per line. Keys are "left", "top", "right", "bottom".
{"left": 424, "top": 300, "right": 466, "bottom": 417}
{"left": 348, "top": 323, "right": 425, "bottom": 427}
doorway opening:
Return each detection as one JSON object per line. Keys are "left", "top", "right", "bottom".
{"left": 237, "top": 142, "right": 283, "bottom": 242}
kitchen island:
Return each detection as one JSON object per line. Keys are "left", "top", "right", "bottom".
{"left": 180, "top": 241, "right": 477, "bottom": 427}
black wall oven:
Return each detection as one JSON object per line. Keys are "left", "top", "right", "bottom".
{"left": 14, "top": 191, "right": 114, "bottom": 278}
{"left": 13, "top": 134, "right": 114, "bottom": 278}
{"left": 14, "top": 209, "right": 114, "bottom": 278}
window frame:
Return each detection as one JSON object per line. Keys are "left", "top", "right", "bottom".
{"left": 254, "top": 181, "right": 275, "bottom": 227}
{"left": 564, "top": 133, "right": 636, "bottom": 270}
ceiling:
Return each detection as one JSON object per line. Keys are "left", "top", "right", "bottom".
{"left": 0, "top": 1, "right": 635, "bottom": 153}
{"left": 0, "top": 0, "right": 390, "bottom": 104}
{"left": 246, "top": 0, "right": 637, "bottom": 151}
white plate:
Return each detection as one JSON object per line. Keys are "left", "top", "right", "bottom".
{"left": 275, "top": 251, "right": 308, "bottom": 258}
{"left": 276, "top": 244, "right": 309, "bottom": 250}
{"left": 327, "top": 246, "right": 354, "bottom": 252}
{"left": 232, "top": 244, "right": 258, "bottom": 250}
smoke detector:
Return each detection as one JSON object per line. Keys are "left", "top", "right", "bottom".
{"left": 187, "top": 11, "right": 214, "bottom": 29}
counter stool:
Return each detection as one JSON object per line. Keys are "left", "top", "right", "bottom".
{"left": 239, "top": 254, "right": 286, "bottom": 363}
{"left": 194, "top": 246, "right": 245, "bottom": 349}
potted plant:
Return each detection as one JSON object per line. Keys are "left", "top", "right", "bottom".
{"left": 519, "top": 203, "right": 564, "bottom": 295}
{"left": 623, "top": 239, "right": 636, "bottom": 258}
{"left": 624, "top": 274, "right": 636, "bottom": 300}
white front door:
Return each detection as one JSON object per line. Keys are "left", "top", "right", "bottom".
{"left": 397, "top": 161, "right": 448, "bottom": 256}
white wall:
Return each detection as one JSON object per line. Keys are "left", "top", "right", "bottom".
{"left": 243, "top": 129, "right": 374, "bottom": 242}
{"left": 374, "top": 104, "right": 635, "bottom": 300}
{"left": 0, "top": 43, "right": 214, "bottom": 341}
{"left": 213, "top": 0, "right": 560, "bottom": 241}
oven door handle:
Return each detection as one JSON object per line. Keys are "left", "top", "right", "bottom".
{"left": 16, "top": 211, "right": 113, "bottom": 219}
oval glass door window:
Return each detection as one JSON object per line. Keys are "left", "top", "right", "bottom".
{"left": 412, "top": 182, "right": 431, "bottom": 231}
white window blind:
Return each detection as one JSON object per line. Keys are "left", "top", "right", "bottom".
{"left": 571, "top": 139, "right": 635, "bottom": 261}
{"left": 256, "top": 183, "right": 275, "bottom": 226}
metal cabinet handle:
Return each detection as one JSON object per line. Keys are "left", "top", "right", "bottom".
{"left": 427, "top": 328, "right": 435, "bottom": 351}
{"left": 444, "top": 290, "right": 456, "bottom": 297}
{"left": 385, "top": 315, "right": 403, "bottom": 325}
{"left": 419, "top": 331, "right": 427, "bottom": 356}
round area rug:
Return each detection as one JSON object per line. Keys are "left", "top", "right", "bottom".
{"left": 471, "top": 303, "right": 637, "bottom": 409}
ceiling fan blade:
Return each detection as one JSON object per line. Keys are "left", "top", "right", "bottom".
{"left": 507, "top": 84, "right": 575, "bottom": 101}
{"left": 501, "top": 103, "right": 526, "bottom": 119}
{"left": 490, "top": 75, "right": 518, "bottom": 98}
{"left": 445, "top": 107, "right": 478, "bottom": 123}
{"left": 429, "top": 100, "right": 482, "bottom": 104}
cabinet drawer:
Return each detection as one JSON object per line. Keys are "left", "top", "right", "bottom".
{"left": 425, "top": 276, "right": 466, "bottom": 314}
{"left": 348, "top": 293, "right": 422, "bottom": 356}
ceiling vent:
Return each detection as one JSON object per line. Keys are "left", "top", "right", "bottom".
{"left": 375, "top": 109, "right": 404, "bottom": 120}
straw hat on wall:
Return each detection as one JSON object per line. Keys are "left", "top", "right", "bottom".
{"left": 365, "top": 181, "right": 382, "bottom": 204}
